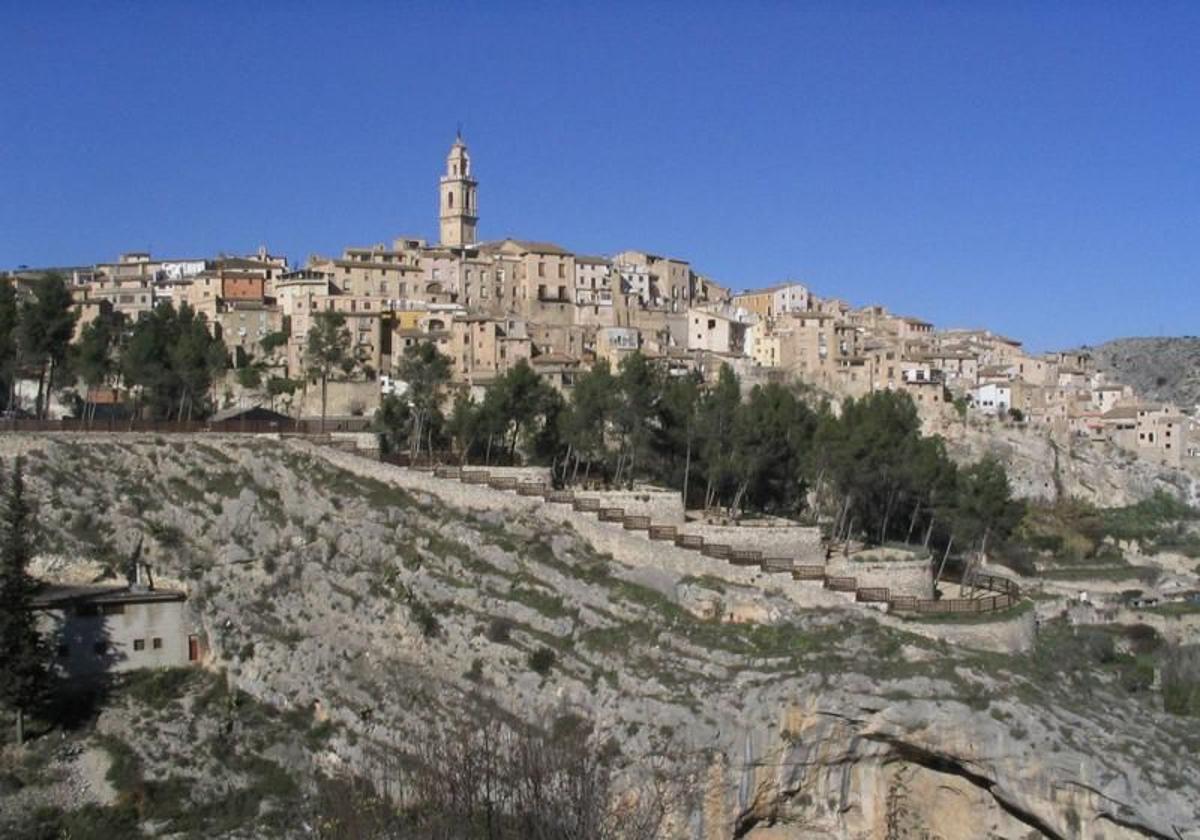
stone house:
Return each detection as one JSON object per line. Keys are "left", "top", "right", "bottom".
{"left": 32, "top": 578, "right": 199, "bottom": 679}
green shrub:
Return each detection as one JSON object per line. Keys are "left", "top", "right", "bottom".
{"left": 527, "top": 647, "right": 556, "bottom": 676}
{"left": 1162, "top": 645, "right": 1200, "bottom": 717}
{"left": 410, "top": 600, "right": 440, "bottom": 639}
{"left": 486, "top": 617, "right": 513, "bottom": 644}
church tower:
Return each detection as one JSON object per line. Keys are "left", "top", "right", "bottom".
{"left": 439, "top": 132, "right": 478, "bottom": 247}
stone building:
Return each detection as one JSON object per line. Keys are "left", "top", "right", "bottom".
{"left": 33, "top": 572, "right": 198, "bottom": 679}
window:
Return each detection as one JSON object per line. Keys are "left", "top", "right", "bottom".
{"left": 558, "top": 264, "right": 565, "bottom": 279}
{"left": 93, "top": 642, "right": 107, "bottom": 655}
{"left": 134, "top": 639, "right": 145, "bottom": 652}
{"left": 57, "top": 644, "right": 69, "bottom": 658}
{"left": 538, "top": 263, "right": 545, "bottom": 278}
{"left": 448, "top": 191, "right": 454, "bottom": 208}
{"left": 153, "top": 638, "right": 163, "bottom": 650}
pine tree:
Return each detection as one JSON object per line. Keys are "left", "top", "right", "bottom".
{"left": 0, "top": 457, "right": 48, "bottom": 745}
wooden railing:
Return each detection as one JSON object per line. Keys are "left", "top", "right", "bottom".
{"left": 792, "top": 565, "right": 826, "bottom": 580}
{"left": 825, "top": 576, "right": 858, "bottom": 592}
{"left": 728, "top": 548, "right": 762, "bottom": 566}
{"left": 461, "top": 470, "right": 491, "bottom": 485}
{"left": 573, "top": 497, "right": 601, "bottom": 513}
{"left": 545, "top": 490, "right": 575, "bottom": 504}
{"left": 622, "top": 515, "right": 652, "bottom": 531}
{"left": 597, "top": 507, "right": 626, "bottom": 523}
{"left": 0, "top": 417, "right": 379, "bottom": 435}
{"left": 760, "top": 557, "right": 794, "bottom": 574}
{"left": 856, "top": 587, "right": 890, "bottom": 603}
{"left": 487, "top": 476, "right": 519, "bottom": 491}
{"left": 434, "top": 466, "right": 462, "bottom": 480}
{"left": 674, "top": 534, "right": 704, "bottom": 550}
{"left": 701, "top": 543, "right": 732, "bottom": 560}
{"left": 648, "top": 525, "right": 678, "bottom": 541}
{"left": 516, "top": 482, "right": 547, "bottom": 496}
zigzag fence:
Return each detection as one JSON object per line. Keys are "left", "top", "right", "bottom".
{"left": 397, "top": 459, "right": 1025, "bottom": 619}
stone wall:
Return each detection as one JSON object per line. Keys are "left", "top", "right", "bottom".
{"left": 297, "top": 441, "right": 1035, "bottom": 650}
{"left": 825, "top": 557, "right": 933, "bottom": 599}
{"left": 890, "top": 607, "right": 1037, "bottom": 653}
{"left": 576, "top": 487, "right": 685, "bottom": 523}
{"left": 679, "top": 523, "right": 822, "bottom": 560}
{"left": 472, "top": 466, "right": 552, "bottom": 482}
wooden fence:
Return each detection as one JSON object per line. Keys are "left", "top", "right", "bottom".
{"left": 728, "top": 549, "right": 762, "bottom": 566}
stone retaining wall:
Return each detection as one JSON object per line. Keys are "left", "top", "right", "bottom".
{"left": 680, "top": 523, "right": 822, "bottom": 560}
{"left": 468, "top": 466, "right": 553, "bottom": 483}
{"left": 576, "top": 488, "right": 685, "bottom": 524}
{"left": 300, "top": 440, "right": 1032, "bottom": 650}
{"left": 825, "top": 557, "right": 933, "bottom": 599}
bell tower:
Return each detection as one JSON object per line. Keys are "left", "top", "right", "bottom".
{"left": 439, "top": 132, "right": 478, "bottom": 247}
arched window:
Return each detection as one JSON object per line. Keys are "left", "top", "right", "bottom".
{"left": 448, "top": 191, "right": 454, "bottom": 208}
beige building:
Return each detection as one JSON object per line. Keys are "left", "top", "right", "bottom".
{"left": 731, "top": 282, "right": 810, "bottom": 320}
{"left": 449, "top": 315, "right": 532, "bottom": 386}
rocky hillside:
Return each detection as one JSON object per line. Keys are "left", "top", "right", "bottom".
{"left": 1080, "top": 337, "right": 1200, "bottom": 409}
{"left": 940, "top": 418, "right": 1200, "bottom": 507}
{"left": 1, "top": 434, "right": 1198, "bottom": 839}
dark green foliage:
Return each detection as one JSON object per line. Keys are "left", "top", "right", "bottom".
{"left": 122, "top": 303, "right": 227, "bottom": 420}
{"left": 487, "top": 617, "right": 513, "bottom": 643}
{"left": 1162, "top": 645, "right": 1200, "bottom": 716}
{"left": 0, "top": 281, "right": 19, "bottom": 411}
{"left": 18, "top": 273, "right": 77, "bottom": 418}
{"left": 71, "top": 307, "right": 125, "bottom": 421}
{"left": 392, "top": 342, "right": 452, "bottom": 458}
{"left": 0, "top": 459, "right": 49, "bottom": 744}
{"left": 951, "top": 455, "right": 1024, "bottom": 551}
{"left": 410, "top": 599, "right": 441, "bottom": 638}
{"left": 304, "top": 310, "right": 352, "bottom": 431}
{"left": 528, "top": 646, "right": 556, "bottom": 675}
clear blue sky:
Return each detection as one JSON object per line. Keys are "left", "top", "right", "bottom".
{"left": 2, "top": 2, "right": 1197, "bottom": 351}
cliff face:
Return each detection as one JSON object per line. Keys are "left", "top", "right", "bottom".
{"left": 939, "top": 419, "right": 1200, "bottom": 507}
{"left": 5, "top": 434, "right": 1198, "bottom": 838}
{"left": 1081, "top": 337, "right": 1200, "bottom": 409}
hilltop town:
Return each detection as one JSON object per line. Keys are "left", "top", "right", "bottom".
{"left": 2, "top": 137, "right": 1200, "bottom": 840}
{"left": 3, "top": 134, "right": 1196, "bottom": 478}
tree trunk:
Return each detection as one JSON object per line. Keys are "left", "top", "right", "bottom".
{"left": 933, "top": 535, "right": 954, "bottom": 591}
{"left": 320, "top": 373, "right": 328, "bottom": 434}
{"left": 681, "top": 433, "right": 692, "bottom": 509}
{"left": 35, "top": 363, "right": 46, "bottom": 420}
{"left": 906, "top": 500, "right": 922, "bottom": 544}
{"left": 15, "top": 708, "right": 24, "bottom": 747}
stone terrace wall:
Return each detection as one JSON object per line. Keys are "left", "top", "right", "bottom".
{"left": 577, "top": 488, "right": 685, "bottom": 524}
{"left": 680, "top": 523, "right": 823, "bottom": 560}
{"left": 825, "top": 557, "right": 933, "bottom": 599}
{"left": 469, "top": 466, "right": 552, "bottom": 482}
{"left": 300, "top": 442, "right": 855, "bottom": 611}
{"left": 296, "top": 441, "right": 1036, "bottom": 652}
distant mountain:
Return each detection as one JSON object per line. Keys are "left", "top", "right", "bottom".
{"left": 1081, "top": 337, "right": 1200, "bottom": 409}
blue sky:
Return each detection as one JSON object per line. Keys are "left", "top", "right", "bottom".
{"left": 2, "top": 2, "right": 1197, "bottom": 351}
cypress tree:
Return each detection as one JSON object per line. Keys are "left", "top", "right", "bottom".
{"left": 0, "top": 457, "right": 48, "bottom": 745}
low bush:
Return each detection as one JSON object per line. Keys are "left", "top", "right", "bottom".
{"left": 1162, "top": 645, "right": 1200, "bottom": 717}
{"left": 527, "top": 646, "right": 556, "bottom": 676}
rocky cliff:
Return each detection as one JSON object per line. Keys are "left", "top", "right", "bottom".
{"left": 939, "top": 418, "right": 1200, "bottom": 507}
{"left": 2, "top": 434, "right": 1198, "bottom": 838}
{"left": 1080, "top": 337, "right": 1200, "bottom": 409}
